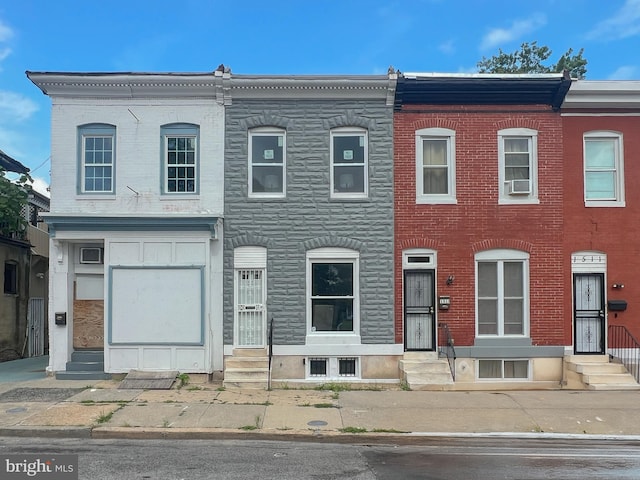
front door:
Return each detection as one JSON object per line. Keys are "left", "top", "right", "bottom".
{"left": 236, "top": 268, "right": 266, "bottom": 348}
{"left": 574, "top": 273, "right": 605, "bottom": 354}
{"left": 404, "top": 270, "right": 435, "bottom": 351}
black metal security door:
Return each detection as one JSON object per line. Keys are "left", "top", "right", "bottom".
{"left": 574, "top": 273, "right": 605, "bottom": 354}
{"left": 404, "top": 270, "right": 435, "bottom": 351}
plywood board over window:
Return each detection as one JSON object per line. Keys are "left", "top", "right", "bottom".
{"left": 109, "top": 266, "right": 204, "bottom": 345}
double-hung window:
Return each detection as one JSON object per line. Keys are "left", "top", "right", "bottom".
{"left": 330, "top": 128, "right": 368, "bottom": 198}
{"left": 584, "top": 131, "right": 624, "bottom": 207}
{"left": 162, "top": 124, "right": 199, "bottom": 194}
{"left": 249, "top": 128, "right": 285, "bottom": 197}
{"left": 416, "top": 128, "right": 456, "bottom": 204}
{"left": 476, "top": 250, "right": 529, "bottom": 337}
{"left": 307, "top": 248, "right": 359, "bottom": 334}
{"left": 79, "top": 124, "right": 115, "bottom": 193}
{"left": 498, "top": 128, "right": 538, "bottom": 204}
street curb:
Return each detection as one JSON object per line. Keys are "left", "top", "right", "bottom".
{"left": 0, "top": 426, "right": 626, "bottom": 445}
{"left": 0, "top": 426, "right": 92, "bottom": 439}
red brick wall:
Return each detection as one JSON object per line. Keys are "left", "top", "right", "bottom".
{"left": 394, "top": 104, "right": 566, "bottom": 347}
{"left": 563, "top": 114, "right": 640, "bottom": 340}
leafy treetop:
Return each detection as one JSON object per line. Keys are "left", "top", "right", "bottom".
{"left": 0, "top": 167, "right": 32, "bottom": 240}
{"left": 477, "top": 41, "right": 587, "bottom": 79}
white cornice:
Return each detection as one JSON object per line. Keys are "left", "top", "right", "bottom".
{"left": 563, "top": 80, "right": 640, "bottom": 109}
{"left": 26, "top": 71, "right": 226, "bottom": 100}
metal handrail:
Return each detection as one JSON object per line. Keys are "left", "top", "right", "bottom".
{"left": 267, "top": 316, "right": 274, "bottom": 390}
{"left": 438, "top": 322, "right": 456, "bottom": 381}
{"left": 608, "top": 324, "right": 640, "bottom": 383}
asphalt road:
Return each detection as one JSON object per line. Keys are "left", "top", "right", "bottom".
{"left": 1, "top": 436, "right": 639, "bottom": 479}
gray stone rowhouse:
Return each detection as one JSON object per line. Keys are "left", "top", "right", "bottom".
{"left": 223, "top": 72, "right": 399, "bottom": 384}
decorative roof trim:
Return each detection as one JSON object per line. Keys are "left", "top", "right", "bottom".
{"left": 227, "top": 74, "right": 397, "bottom": 104}
{"left": 395, "top": 72, "right": 571, "bottom": 111}
{"left": 26, "top": 71, "right": 228, "bottom": 101}
{"left": 562, "top": 80, "right": 640, "bottom": 109}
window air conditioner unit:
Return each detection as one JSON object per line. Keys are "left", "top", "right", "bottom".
{"left": 80, "top": 247, "right": 103, "bottom": 264}
{"left": 508, "top": 179, "right": 531, "bottom": 195}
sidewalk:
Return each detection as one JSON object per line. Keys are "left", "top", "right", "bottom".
{"left": 1, "top": 360, "right": 640, "bottom": 442}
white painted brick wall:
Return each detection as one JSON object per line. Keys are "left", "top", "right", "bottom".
{"left": 49, "top": 97, "right": 224, "bottom": 216}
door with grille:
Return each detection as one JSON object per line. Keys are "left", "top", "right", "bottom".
{"left": 574, "top": 273, "right": 605, "bottom": 354}
{"left": 236, "top": 269, "right": 266, "bottom": 348}
{"left": 404, "top": 270, "right": 435, "bottom": 351}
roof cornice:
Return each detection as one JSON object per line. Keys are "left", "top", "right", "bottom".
{"left": 26, "top": 71, "right": 228, "bottom": 101}
{"left": 227, "top": 74, "right": 397, "bottom": 105}
{"left": 562, "top": 80, "right": 640, "bottom": 109}
{"left": 395, "top": 72, "right": 571, "bottom": 111}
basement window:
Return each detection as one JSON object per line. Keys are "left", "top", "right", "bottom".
{"left": 478, "top": 359, "right": 529, "bottom": 380}
{"left": 306, "top": 357, "right": 360, "bottom": 379}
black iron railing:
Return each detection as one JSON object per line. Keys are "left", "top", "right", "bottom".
{"left": 608, "top": 324, "right": 640, "bottom": 383}
{"left": 268, "top": 316, "right": 274, "bottom": 390}
{"left": 438, "top": 322, "right": 456, "bottom": 381}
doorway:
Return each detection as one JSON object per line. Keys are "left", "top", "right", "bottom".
{"left": 574, "top": 273, "right": 605, "bottom": 354}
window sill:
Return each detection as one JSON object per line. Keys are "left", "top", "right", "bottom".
{"left": 306, "top": 333, "right": 361, "bottom": 345}
{"left": 416, "top": 196, "right": 457, "bottom": 205}
{"left": 76, "top": 195, "right": 116, "bottom": 200}
{"left": 498, "top": 198, "right": 540, "bottom": 205}
{"left": 585, "top": 201, "right": 626, "bottom": 208}
{"left": 159, "top": 194, "right": 200, "bottom": 200}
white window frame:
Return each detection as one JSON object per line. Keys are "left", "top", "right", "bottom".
{"left": 248, "top": 127, "right": 286, "bottom": 198}
{"left": 79, "top": 124, "right": 115, "bottom": 194}
{"left": 475, "top": 249, "right": 529, "bottom": 338}
{"left": 498, "top": 128, "right": 539, "bottom": 205}
{"left": 161, "top": 124, "right": 199, "bottom": 195}
{"left": 306, "top": 248, "right": 360, "bottom": 338}
{"left": 415, "top": 127, "right": 456, "bottom": 204}
{"left": 477, "top": 359, "right": 530, "bottom": 380}
{"left": 583, "top": 131, "right": 625, "bottom": 207}
{"left": 330, "top": 127, "right": 368, "bottom": 199}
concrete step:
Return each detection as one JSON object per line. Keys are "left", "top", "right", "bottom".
{"left": 56, "top": 371, "right": 111, "bottom": 381}
{"left": 65, "top": 361, "right": 104, "bottom": 372}
{"left": 565, "top": 355, "right": 609, "bottom": 363}
{"left": 71, "top": 350, "right": 104, "bottom": 363}
{"left": 587, "top": 383, "right": 640, "bottom": 391}
{"left": 400, "top": 360, "right": 452, "bottom": 374}
{"left": 223, "top": 368, "right": 269, "bottom": 381}
{"left": 406, "top": 372, "right": 454, "bottom": 385}
{"left": 232, "top": 348, "right": 268, "bottom": 357}
{"left": 222, "top": 380, "right": 269, "bottom": 389}
{"left": 225, "top": 357, "right": 269, "bottom": 370}
{"left": 571, "top": 363, "right": 627, "bottom": 375}
{"left": 402, "top": 351, "right": 439, "bottom": 361}
{"left": 582, "top": 373, "right": 639, "bottom": 385}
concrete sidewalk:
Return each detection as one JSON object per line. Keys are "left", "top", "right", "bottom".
{"left": 0, "top": 370, "right": 640, "bottom": 442}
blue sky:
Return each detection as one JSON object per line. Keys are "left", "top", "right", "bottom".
{"left": 1, "top": 0, "right": 639, "bottom": 194}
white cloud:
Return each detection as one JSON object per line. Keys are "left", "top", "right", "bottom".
{"left": 480, "top": 13, "right": 547, "bottom": 51}
{"left": 0, "top": 91, "right": 39, "bottom": 123}
{"left": 0, "top": 47, "right": 10, "bottom": 62}
{"left": 587, "top": 0, "right": 640, "bottom": 40}
{"left": 0, "top": 19, "right": 13, "bottom": 42}
{"left": 607, "top": 65, "right": 638, "bottom": 79}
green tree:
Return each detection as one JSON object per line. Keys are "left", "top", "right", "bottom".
{"left": 477, "top": 41, "right": 587, "bottom": 79}
{"left": 0, "top": 167, "right": 32, "bottom": 240}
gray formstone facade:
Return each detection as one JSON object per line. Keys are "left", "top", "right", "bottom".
{"left": 223, "top": 76, "right": 396, "bottom": 353}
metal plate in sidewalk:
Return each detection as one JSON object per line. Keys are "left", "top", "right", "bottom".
{"left": 119, "top": 370, "right": 178, "bottom": 389}
{"left": 0, "top": 388, "right": 84, "bottom": 402}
